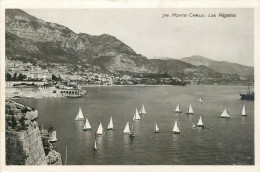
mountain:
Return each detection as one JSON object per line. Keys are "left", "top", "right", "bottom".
{"left": 149, "top": 59, "right": 220, "bottom": 79}
{"left": 180, "top": 55, "right": 253, "bottom": 76}
{"left": 5, "top": 9, "right": 157, "bottom": 73}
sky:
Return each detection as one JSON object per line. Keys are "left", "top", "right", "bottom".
{"left": 24, "top": 8, "right": 254, "bottom": 66}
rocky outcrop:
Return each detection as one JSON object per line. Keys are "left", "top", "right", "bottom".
{"left": 5, "top": 99, "right": 62, "bottom": 165}
{"left": 5, "top": 9, "right": 157, "bottom": 73}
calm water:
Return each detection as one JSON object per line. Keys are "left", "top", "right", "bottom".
{"left": 20, "top": 85, "right": 254, "bottom": 165}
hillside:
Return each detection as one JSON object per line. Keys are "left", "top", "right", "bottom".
{"left": 5, "top": 9, "right": 157, "bottom": 73}
{"left": 180, "top": 55, "right": 254, "bottom": 76}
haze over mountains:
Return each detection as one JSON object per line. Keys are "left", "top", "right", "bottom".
{"left": 5, "top": 9, "right": 254, "bottom": 77}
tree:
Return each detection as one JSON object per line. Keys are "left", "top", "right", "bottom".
{"left": 18, "top": 73, "right": 26, "bottom": 81}
{"left": 6, "top": 72, "right": 12, "bottom": 81}
{"left": 12, "top": 73, "right": 17, "bottom": 81}
{"left": 52, "top": 74, "right": 58, "bottom": 81}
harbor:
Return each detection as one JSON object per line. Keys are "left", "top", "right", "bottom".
{"left": 19, "top": 85, "right": 254, "bottom": 165}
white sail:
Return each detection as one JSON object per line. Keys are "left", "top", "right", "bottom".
{"left": 197, "top": 116, "right": 204, "bottom": 126}
{"left": 155, "top": 122, "right": 159, "bottom": 132}
{"left": 75, "top": 107, "right": 84, "bottom": 120}
{"left": 83, "top": 117, "right": 91, "bottom": 130}
{"left": 242, "top": 105, "right": 246, "bottom": 116}
{"left": 107, "top": 116, "right": 114, "bottom": 129}
{"left": 96, "top": 123, "right": 104, "bottom": 135}
{"left": 173, "top": 121, "right": 180, "bottom": 133}
{"left": 133, "top": 108, "right": 141, "bottom": 120}
{"left": 192, "top": 123, "right": 196, "bottom": 129}
{"left": 198, "top": 98, "right": 204, "bottom": 103}
{"left": 140, "top": 104, "right": 146, "bottom": 114}
{"left": 188, "top": 104, "right": 194, "bottom": 114}
{"left": 220, "top": 108, "right": 230, "bottom": 118}
{"left": 123, "top": 122, "right": 131, "bottom": 134}
{"left": 175, "top": 104, "right": 180, "bottom": 112}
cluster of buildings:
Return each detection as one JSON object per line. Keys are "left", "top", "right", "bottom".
{"left": 6, "top": 60, "right": 185, "bottom": 86}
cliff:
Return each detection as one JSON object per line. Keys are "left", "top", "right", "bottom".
{"left": 5, "top": 9, "right": 157, "bottom": 73}
{"left": 5, "top": 99, "right": 62, "bottom": 165}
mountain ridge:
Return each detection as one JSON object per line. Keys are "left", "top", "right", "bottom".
{"left": 5, "top": 9, "right": 254, "bottom": 79}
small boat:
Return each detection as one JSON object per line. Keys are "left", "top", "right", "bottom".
{"left": 123, "top": 121, "right": 131, "bottom": 134}
{"left": 96, "top": 122, "right": 104, "bottom": 136}
{"left": 197, "top": 116, "right": 204, "bottom": 127}
{"left": 242, "top": 104, "right": 247, "bottom": 116}
{"left": 175, "top": 104, "right": 182, "bottom": 113}
{"left": 93, "top": 139, "right": 97, "bottom": 151}
{"left": 83, "top": 117, "right": 91, "bottom": 130}
{"left": 107, "top": 116, "right": 114, "bottom": 130}
{"left": 10, "top": 96, "right": 22, "bottom": 100}
{"left": 154, "top": 122, "right": 159, "bottom": 133}
{"left": 172, "top": 121, "right": 180, "bottom": 134}
{"left": 75, "top": 107, "right": 85, "bottom": 120}
{"left": 198, "top": 97, "right": 204, "bottom": 104}
{"left": 220, "top": 108, "right": 230, "bottom": 118}
{"left": 192, "top": 123, "right": 196, "bottom": 129}
{"left": 185, "top": 104, "right": 194, "bottom": 114}
{"left": 240, "top": 83, "right": 254, "bottom": 100}
{"left": 139, "top": 104, "right": 147, "bottom": 115}
{"left": 133, "top": 108, "right": 141, "bottom": 120}
{"left": 130, "top": 123, "right": 135, "bottom": 137}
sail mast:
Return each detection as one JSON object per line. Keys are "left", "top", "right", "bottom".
{"left": 65, "top": 146, "right": 67, "bottom": 165}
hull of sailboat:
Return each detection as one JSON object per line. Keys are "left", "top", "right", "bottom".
{"left": 83, "top": 128, "right": 91, "bottom": 131}
{"left": 175, "top": 111, "right": 182, "bottom": 113}
{"left": 75, "top": 118, "right": 85, "bottom": 121}
{"left": 197, "top": 125, "right": 204, "bottom": 127}
{"left": 123, "top": 132, "right": 131, "bottom": 135}
{"left": 186, "top": 112, "right": 193, "bottom": 115}
{"left": 107, "top": 128, "right": 114, "bottom": 130}
{"left": 154, "top": 131, "right": 159, "bottom": 133}
{"left": 173, "top": 131, "right": 180, "bottom": 134}
{"left": 130, "top": 133, "right": 135, "bottom": 137}
{"left": 221, "top": 116, "right": 230, "bottom": 118}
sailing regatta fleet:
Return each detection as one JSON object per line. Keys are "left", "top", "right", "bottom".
{"left": 74, "top": 101, "right": 248, "bottom": 151}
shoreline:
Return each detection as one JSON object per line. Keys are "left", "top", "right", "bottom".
{"left": 81, "top": 84, "right": 251, "bottom": 88}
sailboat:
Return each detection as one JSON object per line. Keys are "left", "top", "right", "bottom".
{"left": 133, "top": 108, "right": 141, "bottom": 120}
{"left": 185, "top": 104, "right": 194, "bottom": 114}
{"left": 139, "top": 104, "right": 147, "bottom": 115}
{"left": 130, "top": 123, "right": 135, "bottom": 137}
{"left": 175, "top": 104, "right": 182, "bottom": 113}
{"left": 75, "top": 107, "right": 85, "bottom": 120}
{"left": 154, "top": 122, "right": 159, "bottom": 133}
{"left": 123, "top": 121, "right": 131, "bottom": 134}
{"left": 198, "top": 97, "right": 204, "bottom": 104}
{"left": 242, "top": 104, "right": 247, "bottom": 116}
{"left": 93, "top": 140, "right": 97, "bottom": 151}
{"left": 107, "top": 116, "right": 114, "bottom": 130}
{"left": 197, "top": 116, "right": 204, "bottom": 127}
{"left": 220, "top": 108, "right": 230, "bottom": 118}
{"left": 192, "top": 123, "right": 196, "bottom": 129}
{"left": 96, "top": 122, "right": 104, "bottom": 135}
{"left": 172, "top": 121, "right": 180, "bottom": 134}
{"left": 83, "top": 117, "right": 91, "bottom": 130}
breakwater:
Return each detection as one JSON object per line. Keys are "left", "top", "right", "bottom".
{"left": 5, "top": 99, "right": 62, "bottom": 165}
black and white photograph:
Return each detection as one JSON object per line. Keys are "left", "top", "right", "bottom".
{"left": 0, "top": 1, "right": 260, "bottom": 171}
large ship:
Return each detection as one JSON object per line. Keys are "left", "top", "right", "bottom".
{"left": 240, "top": 84, "right": 254, "bottom": 100}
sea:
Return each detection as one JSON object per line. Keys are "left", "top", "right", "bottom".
{"left": 20, "top": 85, "right": 254, "bottom": 165}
